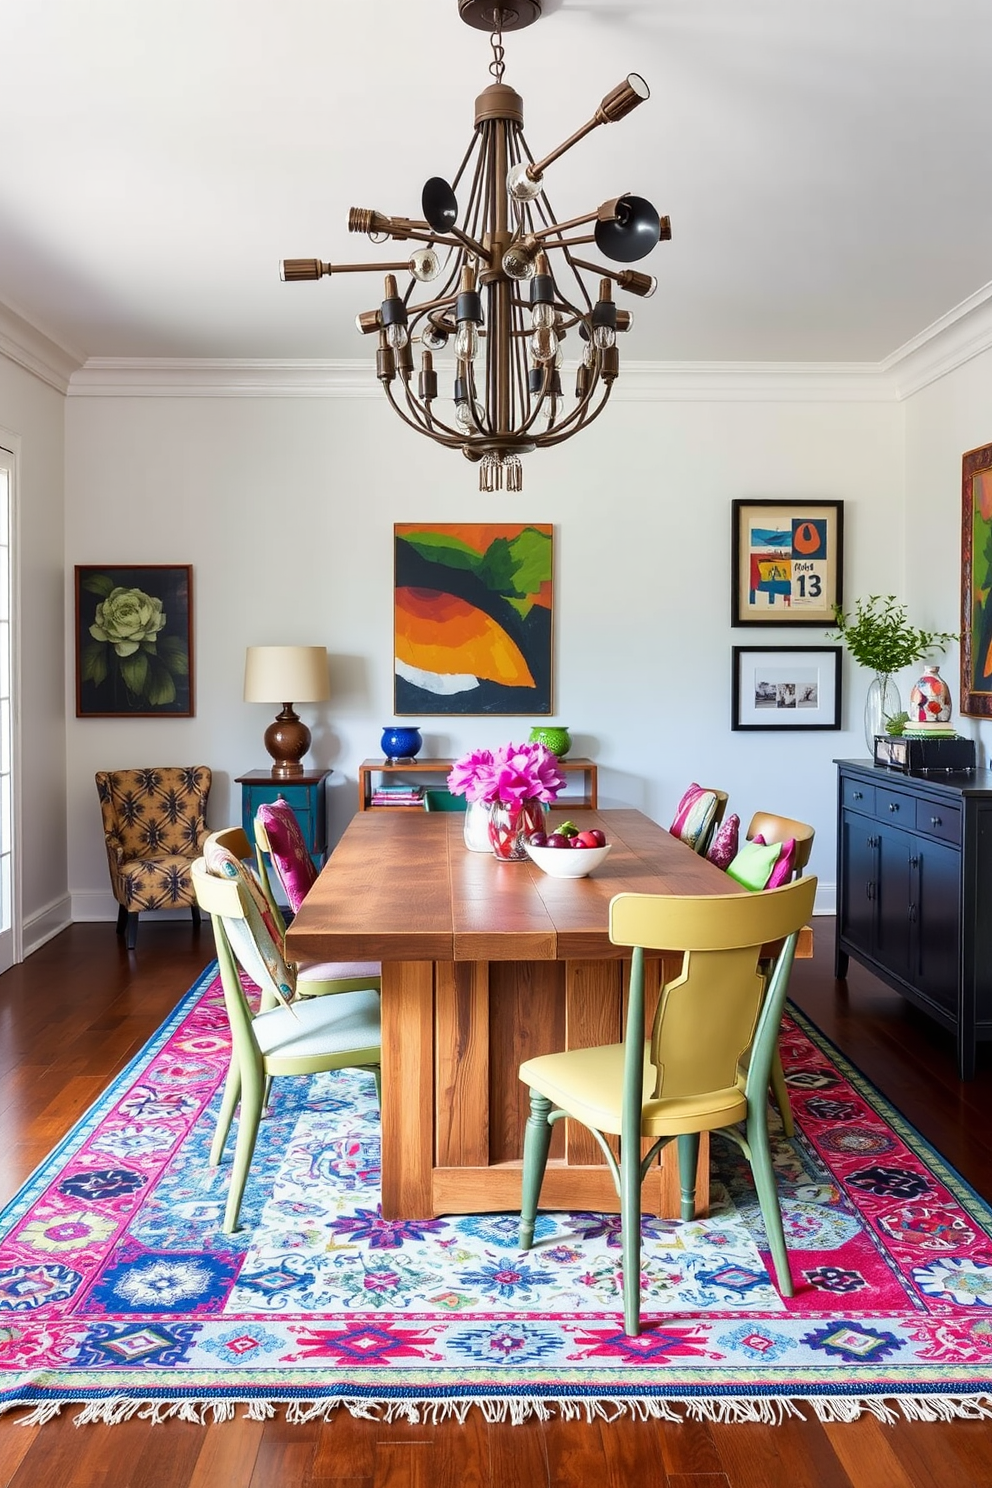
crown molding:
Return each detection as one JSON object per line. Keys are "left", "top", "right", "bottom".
{"left": 68, "top": 356, "right": 897, "bottom": 401}
{"left": 0, "top": 303, "right": 83, "bottom": 394}
{"left": 882, "top": 281, "right": 992, "bottom": 399}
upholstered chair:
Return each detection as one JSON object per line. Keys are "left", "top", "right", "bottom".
{"left": 96, "top": 766, "right": 211, "bottom": 950}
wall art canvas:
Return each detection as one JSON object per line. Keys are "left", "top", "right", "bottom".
{"left": 732, "top": 499, "right": 843, "bottom": 626}
{"left": 961, "top": 442, "right": 992, "bottom": 717}
{"left": 732, "top": 646, "right": 841, "bottom": 730}
{"left": 75, "top": 564, "right": 193, "bottom": 717}
{"left": 394, "top": 524, "right": 552, "bottom": 715}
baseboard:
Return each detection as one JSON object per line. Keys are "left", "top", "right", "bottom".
{"left": 23, "top": 895, "right": 73, "bottom": 957}
{"left": 71, "top": 890, "right": 195, "bottom": 924}
{"left": 813, "top": 884, "right": 836, "bottom": 916}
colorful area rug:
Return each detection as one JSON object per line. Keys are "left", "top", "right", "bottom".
{"left": 2, "top": 963, "right": 992, "bottom": 1426}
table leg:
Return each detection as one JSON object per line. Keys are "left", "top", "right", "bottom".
{"left": 379, "top": 960, "right": 434, "bottom": 1219}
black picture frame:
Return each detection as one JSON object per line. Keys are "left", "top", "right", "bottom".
{"left": 75, "top": 564, "right": 194, "bottom": 717}
{"left": 732, "top": 499, "right": 844, "bottom": 626}
{"left": 732, "top": 646, "right": 842, "bottom": 731}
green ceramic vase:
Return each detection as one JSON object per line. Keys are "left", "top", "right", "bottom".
{"left": 528, "top": 725, "right": 572, "bottom": 759}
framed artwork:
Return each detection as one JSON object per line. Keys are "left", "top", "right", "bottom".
{"left": 394, "top": 523, "right": 552, "bottom": 715}
{"left": 732, "top": 646, "right": 842, "bottom": 731}
{"left": 961, "top": 442, "right": 992, "bottom": 718}
{"left": 732, "top": 499, "right": 843, "bottom": 626}
{"left": 75, "top": 564, "right": 193, "bottom": 717}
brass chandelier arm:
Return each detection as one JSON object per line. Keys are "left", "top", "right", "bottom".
{"left": 538, "top": 380, "right": 615, "bottom": 447}
{"left": 383, "top": 380, "right": 464, "bottom": 448}
{"left": 521, "top": 74, "right": 650, "bottom": 184}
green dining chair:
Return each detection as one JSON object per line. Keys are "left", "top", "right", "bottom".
{"left": 518, "top": 874, "right": 817, "bottom": 1336}
{"left": 191, "top": 856, "right": 381, "bottom": 1233}
{"left": 423, "top": 789, "right": 468, "bottom": 811}
{"left": 744, "top": 811, "right": 816, "bottom": 1139}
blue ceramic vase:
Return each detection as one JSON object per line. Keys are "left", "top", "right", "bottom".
{"left": 380, "top": 725, "right": 423, "bottom": 763}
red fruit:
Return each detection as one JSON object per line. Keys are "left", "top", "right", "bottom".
{"left": 528, "top": 831, "right": 548, "bottom": 847}
{"left": 570, "top": 835, "right": 585, "bottom": 847}
{"left": 545, "top": 833, "right": 570, "bottom": 848}
{"left": 587, "top": 829, "right": 607, "bottom": 847}
{"left": 576, "top": 831, "right": 600, "bottom": 848}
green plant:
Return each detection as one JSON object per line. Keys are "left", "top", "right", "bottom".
{"left": 830, "top": 595, "right": 957, "bottom": 675}
{"left": 884, "top": 710, "right": 910, "bottom": 737}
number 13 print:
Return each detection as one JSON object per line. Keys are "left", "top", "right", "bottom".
{"left": 732, "top": 501, "right": 844, "bottom": 627}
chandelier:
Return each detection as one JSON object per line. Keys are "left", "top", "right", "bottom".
{"left": 281, "top": 0, "right": 669, "bottom": 491}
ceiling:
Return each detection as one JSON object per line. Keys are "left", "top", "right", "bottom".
{"left": 2, "top": 0, "right": 990, "bottom": 367}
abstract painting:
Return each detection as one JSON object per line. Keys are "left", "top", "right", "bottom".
{"left": 961, "top": 442, "right": 992, "bottom": 717}
{"left": 394, "top": 524, "right": 552, "bottom": 715}
{"left": 732, "top": 500, "right": 843, "bottom": 626}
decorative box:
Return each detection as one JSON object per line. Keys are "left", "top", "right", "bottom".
{"left": 873, "top": 735, "right": 976, "bottom": 773}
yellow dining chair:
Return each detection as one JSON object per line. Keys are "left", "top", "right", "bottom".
{"left": 745, "top": 811, "right": 816, "bottom": 1139}
{"left": 518, "top": 874, "right": 817, "bottom": 1336}
{"left": 191, "top": 856, "right": 381, "bottom": 1233}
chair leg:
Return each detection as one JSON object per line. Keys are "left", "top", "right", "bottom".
{"left": 676, "top": 1133, "right": 700, "bottom": 1220}
{"left": 210, "top": 1059, "right": 242, "bottom": 1168}
{"left": 125, "top": 912, "right": 139, "bottom": 950}
{"left": 116, "top": 903, "right": 128, "bottom": 937}
{"left": 520, "top": 1092, "right": 553, "bottom": 1250}
{"left": 620, "top": 1133, "right": 644, "bottom": 1337}
{"left": 770, "top": 1044, "right": 794, "bottom": 1138}
{"left": 746, "top": 1111, "right": 794, "bottom": 1298}
{"left": 223, "top": 1062, "right": 266, "bottom": 1234}
{"left": 191, "top": 903, "right": 201, "bottom": 930}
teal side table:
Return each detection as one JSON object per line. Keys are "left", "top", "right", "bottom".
{"left": 236, "top": 769, "right": 330, "bottom": 870}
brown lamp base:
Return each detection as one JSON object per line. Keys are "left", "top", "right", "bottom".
{"left": 263, "top": 706, "right": 311, "bottom": 777}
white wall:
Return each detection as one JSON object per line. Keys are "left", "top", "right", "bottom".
{"left": 64, "top": 380, "right": 905, "bottom": 917}
{"left": 0, "top": 354, "right": 68, "bottom": 949}
{"left": 904, "top": 346, "right": 992, "bottom": 764}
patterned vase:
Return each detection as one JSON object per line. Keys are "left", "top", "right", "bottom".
{"left": 909, "top": 664, "right": 952, "bottom": 725}
{"left": 528, "top": 725, "right": 572, "bottom": 759}
{"left": 488, "top": 799, "right": 546, "bottom": 861}
{"left": 463, "top": 799, "right": 493, "bottom": 853}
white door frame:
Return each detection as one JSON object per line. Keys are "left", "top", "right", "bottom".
{"left": 0, "top": 431, "right": 22, "bottom": 970}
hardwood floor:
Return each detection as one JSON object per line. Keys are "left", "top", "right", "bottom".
{"left": 1, "top": 918, "right": 992, "bottom": 1487}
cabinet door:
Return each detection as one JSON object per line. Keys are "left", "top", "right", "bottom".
{"left": 912, "top": 839, "right": 961, "bottom": 1013}
{"left": 875, "top": 822, "right": 912, "bottom": 979}
{"left": 838, "top": 813, "right": 876, "bottom": 957}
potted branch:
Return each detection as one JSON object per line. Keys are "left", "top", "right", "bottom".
{"left": 830, "top": 595, "right": 957, "bottom": 750}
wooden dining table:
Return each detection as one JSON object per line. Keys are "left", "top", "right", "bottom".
{"left": 286, "top": 806, "right": 800, "bottom": 1223}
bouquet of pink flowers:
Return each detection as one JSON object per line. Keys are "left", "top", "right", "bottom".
{"left": 447, "top": 740, "right": 565, "bottom": 806}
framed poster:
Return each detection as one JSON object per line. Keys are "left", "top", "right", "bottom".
{"left": 732, "top": 646, "right": 842, "bottom": 730}
{"left": 732, "top": 500, "right": 843, "bottom": 626}
{"left": 75, "top": 564, "right": 193, "bottom": 717}
{"left": 394, "top": 523, "right": 552, "bottom": 716}
{"left": 961, "top": 442, "right": 992, "bottom": 718}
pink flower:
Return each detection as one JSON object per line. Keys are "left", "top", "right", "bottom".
{"left": 447, "top": 740, "right": 565, "bottom": 805}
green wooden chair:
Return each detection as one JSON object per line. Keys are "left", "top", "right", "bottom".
{"left": 423, "top": 789, "right": 468, "bottom": 811}
{"left": 518, "top": 874, "right": 817, "bottom": 1336}
{"left": 191, "top": 856, "right": 381, "bottom": 1233}
{"left": 745, "top": 811, "right": 816, "bottom": 1139}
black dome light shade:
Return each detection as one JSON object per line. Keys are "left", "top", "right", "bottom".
{"left": 594, "top": 194, "right": 661, "bottom": 263}
{"left": 422, "top": 178, "right": 459, "bottom": 235}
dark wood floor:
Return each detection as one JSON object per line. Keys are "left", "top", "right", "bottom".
{"left": 1, "top": 918, "right": 992, "bottom": 1487}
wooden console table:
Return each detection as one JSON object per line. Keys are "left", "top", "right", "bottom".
{"left": 287, "top": 807, "right": 744, "bottom": 1222}
{"left": 358, "top": 756, "right": 598, "bottom": 811}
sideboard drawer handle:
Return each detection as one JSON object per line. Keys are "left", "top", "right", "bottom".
{"left": 889, "top": 802, "right": 898, "bottom": 812}
{"left": 931, "top": 815, "right": 942, "bottom": 827}
{"left": 853, "top": 790, "right": 863, "bottom": 800}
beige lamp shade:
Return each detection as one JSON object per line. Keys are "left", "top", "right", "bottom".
{"left": 244, "top": 646, "right": 329, "bottom": 776}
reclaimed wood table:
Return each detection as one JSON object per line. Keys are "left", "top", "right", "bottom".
{"left": 287, "top": 807, "right": 788, "bottom": 1222}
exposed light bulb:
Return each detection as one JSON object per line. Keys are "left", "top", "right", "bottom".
{"left": 454, "top": 322, "right": 480, "bottom": 361}
{"left": 421, "top": 320, "right": 448, "bottom": 351}
{"left": 410, "top": 248, "right": 441, "bottom": 282}
{"left": 530, "top": 326, "right": 559, "bottom": 363}
{"left": 502, "top": 245, "right": 537, "bottom": 281}
{"left": 455, "top": 398, "right": 485, "bottom": 432}
{"left": 593, "top": 324, "right": 616, "bottom": 350}
{"left": 506, "top": 162, "right": 543, "bottom": 202}
{"left": 386, "top": 322, "right": 410, "bottom": 350}
{"left": 531, "top": 301, "right": 555, "bottom": 331}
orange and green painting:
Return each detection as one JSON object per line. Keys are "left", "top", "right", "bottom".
{"left": 968, "top": 466, "right": 992, "bottom": 701}
{"left": 394, "top": 523, "right": 552, "bottom": 715}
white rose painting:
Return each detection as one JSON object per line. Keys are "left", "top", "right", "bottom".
{"left": 75, "top": 565, "right": 193, "bottom": 716}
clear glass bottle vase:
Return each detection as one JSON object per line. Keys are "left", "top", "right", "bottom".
{"left": 864, "top": 672, "right": 901, "bottom": 752}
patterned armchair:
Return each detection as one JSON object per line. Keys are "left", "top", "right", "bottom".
{"left": 96, "top": 767, "right": 212, "bottom": 949}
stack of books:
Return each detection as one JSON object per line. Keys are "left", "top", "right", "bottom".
{"left": 371, "top": 782, "right": 425, "bottom": 807}
{"left": 901, "top": 720, "right": 958, "bottom": 739}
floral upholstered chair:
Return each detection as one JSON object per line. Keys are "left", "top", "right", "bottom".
{"left": 96, "top": 766, "right": 212, "bottom": 949}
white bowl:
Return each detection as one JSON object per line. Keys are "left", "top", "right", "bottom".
{"left": 524, "top": 841, "right": 612, "bottom": 878}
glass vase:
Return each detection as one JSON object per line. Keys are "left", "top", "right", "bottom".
{"left": 864, "top": 672, "right": 902, "bottom": 752}
{"left": 488, "top": 800, "right": 546, "bottom": 861}
{"left": 463, "top": 798, "right": 493, "bottom": 853}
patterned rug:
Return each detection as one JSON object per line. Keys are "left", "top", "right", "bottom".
{"left": 2, "top": 963, "right": 992, "bottom": 1426}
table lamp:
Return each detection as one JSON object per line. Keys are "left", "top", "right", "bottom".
{"left": 244, "top": 645, "right": 330, "bottom": 776}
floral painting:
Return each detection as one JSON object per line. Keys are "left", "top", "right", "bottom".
{"left": 394, "top": 524, "right": 552, "bottom": 715}
{"left": 75, "top": 565, "right": 193, "bottom": 717}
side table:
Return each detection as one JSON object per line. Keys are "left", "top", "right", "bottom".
{"left": 236, "top": 769, "right": 330, "bottom": 869}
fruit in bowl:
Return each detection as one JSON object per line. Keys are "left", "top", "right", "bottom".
{"left": 524, "top": 833, "right": 613, "bottom": 878}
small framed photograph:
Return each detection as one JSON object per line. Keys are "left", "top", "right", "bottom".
{"left": 961, "top": 442, "right": 992, "bottom": 718}
{"left": 732, "top": 646, "right": 842, "bottom": 731}
{"left": 75, "top": 564, "right": 194, "bottom": 717}
{"left": 732, "top": 499, "right": 843, "bottom": 626}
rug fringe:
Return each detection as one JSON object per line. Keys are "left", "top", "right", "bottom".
{"left": 7, "top": 1393, "right": 992, "bottom": 1428}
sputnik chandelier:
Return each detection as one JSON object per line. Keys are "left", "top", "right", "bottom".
{"left": 281, "top": 0, "right": 669, "bottom": 491}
